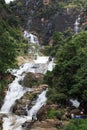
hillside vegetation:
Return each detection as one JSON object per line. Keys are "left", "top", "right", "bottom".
{"left": 0, "top": 0, "right": 87, "bottom": 129}
{"left": 0, "top": 0, "right": 28, "bottom": 102}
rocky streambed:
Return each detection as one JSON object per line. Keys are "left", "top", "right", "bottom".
{"left": 0, "top": 56, "right": 86, "bottom": 130}
{"left": 9, "top": 71, "right": 61, "bottom": 130}
{"left": 0, "top": 56, "right": 57, "bottom": 130}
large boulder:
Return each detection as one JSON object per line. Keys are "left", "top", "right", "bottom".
{"left": 70, "top": 108, "right": 81, "bottom": 115}
{"left": 22, "top": 72, "right": 44, "bottom": 88}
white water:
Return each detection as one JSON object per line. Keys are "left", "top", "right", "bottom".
{"left": 0, "top": 56, "right": 54, "bottom": 130}
{"left": 70, "top": 99, "right": 80, "bottom": 108}
{"left": 1, "top": 63, "right": 34, "bottom": 113}
{"left": 24, "top": 31, "right": 39, "bottom": 44}
{"left": 5, "top": 0, "right": 14, "bottom": 4}
{"left": 33, "top": 56, "right": 55, "bottom": 74}
{"left": 2, "top": 90, "right": 47, "bottom": 130}
{"left": 74, "top": 15, "right": 80, "bottom": 34}
{"left": 28, "top": 89, "right": 47, "bottom": 120}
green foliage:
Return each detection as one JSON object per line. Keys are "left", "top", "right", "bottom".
{"left": 47, "top": 87, "right": 68, "bottom": 104}
{"left": 44, "top": 32, "right": 65, "bottom": 56}
{"left": 7, "top": 15, "right": 19, "bottom": 27}
{"left": 0, "top": 1, "right": 27, "bottom": 101}
{"left": 47, "top": 109, "right": 56, "bottom": 119}
{"left": 47, "top": 108, "right": 64, "bottom": 119}
{"left": 35, "top": 1, "right": 63, "bottom": 18}
{"left": 0, "top": 31, "right": 17, "bottom": 73}
{"left": 62, "top": 119, "right": 87, "bottom": 130}
{"left": 16, "top": 1, "right": 23, "bottom": 7}
{"left": 53, "top": 32, "right": 64, "bottom": 46}
{"left": 0, "top": 17, "right": 25, "bottom": 74}
{"left": 44, "top": 31, "right": 87, "bottom": 107}
{"left": 55, "top": 110, "right": 64, "bottom": 120}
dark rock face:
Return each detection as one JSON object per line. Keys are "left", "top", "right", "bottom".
{"left": 10, "top": 0, "right": 79, "bottom": 44}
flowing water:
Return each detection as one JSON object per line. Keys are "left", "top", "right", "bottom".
{"left": 74, "top": 15, "right": 80, "bottom": 34}
{"left": 70, "top": 99, "right": 80, "bottom": 108}
{"left": 0, "top": 56, "right": 54, "bottom": 130}
{"left": 5, "top": 0, "right": 14, "bottom": 4}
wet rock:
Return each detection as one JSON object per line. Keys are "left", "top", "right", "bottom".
{"left": 22, "top": 120, "right": 35, "bottom": 129}
{"left": 15, "top": 109, "right": 27, "bottom": 116}
{"left": 12, "top": 83, "right": 48, "bottom": 116}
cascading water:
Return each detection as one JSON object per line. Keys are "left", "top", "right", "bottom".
{"left": 5, "top": 0, "right": 14, "bottom": 3}
{"left": 0, "top": 56, "right": 54, "bottom": 130}
{"left": 0, "top": 63, "right": 34, "bottom": 113}
{"left": 28, "top": 89, "right": 47, "bottom": 120}
{"left": 74, "top": 15, "right": 80, "bottom": 34}
{"left": 70, "top": 99, "right": 80, "bottom": 108}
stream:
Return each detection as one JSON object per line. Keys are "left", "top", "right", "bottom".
{"left": 0, "top": 56, "right": 54, "bottom": 130}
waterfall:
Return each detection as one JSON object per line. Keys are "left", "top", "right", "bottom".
{"left": 70, "top": 99, "right": 80, "bottom": 108}
{"left": 0, "top": 56, "right": 54, "bottom": 130}
{"left": 5, "top": 0, "right": 14, "bottom": 3}
{"left": 74, "top": 15, "right": 80, "bottom": 34}
{"left": 28, "top": 89, "right": 47, "bottom": 120}
{"left": 2, "top": 89, "right": 47, "bottom": 130}
{"left": 23, "top": 31, "right": 39, "bottom": 44}
{"left": 0, "top": 63, "right": 34, "bottom": 113}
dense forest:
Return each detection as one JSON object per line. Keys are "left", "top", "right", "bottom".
{"left": 44, "top": 31, "right": 87, "bottom": 110}
{"left": 0, "top": 0, "right": 87, "bottom": 130}
{"left": 0, "top": 0, "right": 28, "bottom": 102}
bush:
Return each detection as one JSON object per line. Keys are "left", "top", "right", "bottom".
{"left": 47, "top": 109, "right": 56, "bottom": 119}
{"left": 62, "top": 119, "right": 87, "bottom": 130}
{"left": 47, "top": 109, "right": 64, "bottom": 119}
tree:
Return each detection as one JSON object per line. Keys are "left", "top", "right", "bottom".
{"left": 0, "top": 31, "right": 17, "bottom": 73}
{"left": 44, "top": 31, "right": 87, "bottom": 109}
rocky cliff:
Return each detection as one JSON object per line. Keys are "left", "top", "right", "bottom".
{"left": 9, "top": 0, "right": 79, "bottom": 44}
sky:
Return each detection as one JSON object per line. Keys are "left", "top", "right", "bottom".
{"left": 5, "top": 0, "right": 15, "bottom": 4}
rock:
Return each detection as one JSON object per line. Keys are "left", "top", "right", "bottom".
{"left": 34, "top": 84, "right": 48, "bottom": 92}
{"left": 15, "top": 109, "right": 27, "bottom": 116}
{"left": 22, "top": 72, "right": 37, "bottom": 88}
{"left": 37, "top": 106, "right": 47, "bottom": 121}
{"left": 37, "top": 104, "right": 59, "bottom": 121}
{"left": 47, "top": 104, "right": 59, "bottom": 110}
{"left": 32, "top": 119, "right": 63, "bottom": 129}
{"left": 22, "top": 120, "right": 35, "bottom": 130}
{"left": 13, "top": 99, "right": 30, "bottom": 115}
{"left": 31, "top": 128, "right": 57, "bottom": 130}
{"left": 17, "top": 56, "right": 32, "bottom": 66}
{"left": 13, "top": 83, "right": 48, "bottom": 116}
{"left": 70, "top": 108, "right": 81, "bottom": 115}
{"left": 10, "top": 0, "right": 79, "bottom": 44}
{"left": 0, "top": 117, "right": 2, "bottom": 130}
{"left": 22, "top": 72, "right": 44, "bottom": 88}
